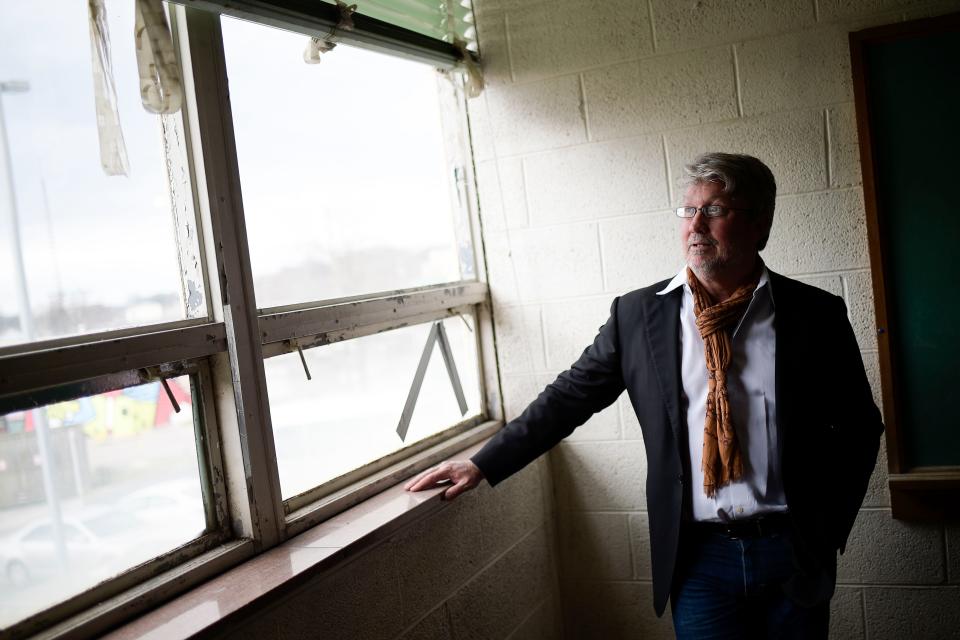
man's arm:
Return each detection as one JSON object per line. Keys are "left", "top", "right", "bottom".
{"left": 825, "top": 296, "right": 885, "bottom": 553}
{"left": 407, "top": 297, "right": 627, "bottom": 499}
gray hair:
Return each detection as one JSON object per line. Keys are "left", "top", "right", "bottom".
{"left": 682, "top": 152, "right": 777, "bottom": 251}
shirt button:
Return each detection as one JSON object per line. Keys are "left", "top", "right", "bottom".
{"left": 677, "top": 474, "right": 684, "bottom": 484}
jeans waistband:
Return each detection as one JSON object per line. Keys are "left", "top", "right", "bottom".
{"left": 686, "top": 512, "right": 792, "bottom": 539}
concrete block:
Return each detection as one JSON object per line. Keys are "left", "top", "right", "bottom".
{"left": 837, "top": 509, "right": 944, "bottom": 584}
{"left": 475, "top": 160, "right": 507, "bottom": 232}
{"left": 564, "top": 404, "right": 621, "bottom": 442}
{"left": 819, "top": 0, "right": 927, "bottom": 21}
{"left": 559, "top": 511, "right": 633, "bottom": 580}
{"left": 507, "top": 0, "right": 654, "bottom": 84}
{"left": 552, "top": 440, "right": 647, "bottom": 511}
{"left": 584, "top": 46, "right": 738, "bottom": 141}
{"left": 844, "top": 270, "right": 879, "bottom": 351}
{"left": 737, "top": 26, "right": 853, "bottom": 116}
{"left": 628, "top": 512, "right": 653, "bottom": 580}
{"left": 486, "top": 76, "right": 586, "bottom": 157}
{"left": 277, "top": 541, "right": 401, "bottom": 640}
{"left": 665, "top": 109, "right": 827, "bottom": 195}
{"left": 508, "top": 223, "right": 605, "bottom": 301}
{"left": 478, "top": 461, "right": 546, "bottom": 561}
{"left": 500, "top": 373, "right": 556, "bottom": 421}
{"left": 947, "top": 524, "right": 960, "bottom": 584}
{"left": 793, "top": 273, "right": 844, "bottom": 297}
{"left": 541, "top": 295, "right": 615, "bottom": 370}
{"left": 523, "top": 136, "right": 668, "bottom": 226}
{"left": 829, "top": 586, "right": 865, "bottom": 640}
{"left": 505, "top": 596, "right": 562, "bottom": 640}
{"left": 763, "top": 189, "right": 870, "bottom": 275}
{"left": 448, "top": 526, "right": 555, "bottom": 640}
{"left": 466, "top": 94, "right": 496, "bottom": 163}
{"left": 228, "top": 613, "right": 280, "bottom": 640}
{"left": 862, "top": 349, "right": 883, "bottom": 411}
{"left": 498, "top": 156, "right": 529, "bottom": 229}
{"left": 863, "top": 435, "right": 891, "bottom": 508}
{"left": 494, "top": 304, "right": 545, "bottom": 375}
{"left": 619, "top": 392, "right": 644, "bottom": 440}
{"left": 399, "top": 605, "right": 452, "bottom": 640}
{"left": 600, "top": 212, "right": 684, "bottom": 294}
{"left": 483, "top": 230, "right": 521, "bottom": 306}
{"left": 828, "top": 102, "right": 863, "bottom": 189}
{"left": 863, "top": 586, "right": 960, "bottom": 640}
{"left": 650, "top": 0, "right": 815, "bottom": 53}
{"left": 395, "top": 494, "right": 485, "bottom": 626}
{"left": 902, "top": 0, "right": 960, "bottom": 20}
{"left": 474, "top": 10, "right": 511, "bottom": 87}
{"left": 566, "top": 581, "right": 674, "bottom": 640}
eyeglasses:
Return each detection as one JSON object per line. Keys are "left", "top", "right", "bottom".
{"left": 675, "top": 205, "right": 752, "bottom": 218}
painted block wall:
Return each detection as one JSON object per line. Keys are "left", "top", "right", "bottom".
{"left": 213, "top": 459, "right": 562, "bottom": 640}
{"left": 469, "top": 0, "right": 960, "bottom": 638}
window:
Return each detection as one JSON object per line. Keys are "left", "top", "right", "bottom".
{"left": 0, "top": 0, "right": 492, "bottom": 637}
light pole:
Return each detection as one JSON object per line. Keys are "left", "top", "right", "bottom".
{"left": 0, "top": 80, "right": 33, "bottom": 340}
{"left": 0, "top": 79, "right": 67, "bottom": 570}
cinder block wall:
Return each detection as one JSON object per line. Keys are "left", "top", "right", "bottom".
{"left": 218, "top": 460, "right": 562, "bottom": 639}
{"left": 468, "top": 0, "right": 960, "bottom": 638}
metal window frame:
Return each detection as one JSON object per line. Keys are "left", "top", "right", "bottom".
{"left": 0, "top": 0, "right": 500, "bottom": 635}
{"left": 2, "top": 361, "right": 243, "bottom": 640}
{"left": 173, "top": 0, "right": 468, "bottom": 68}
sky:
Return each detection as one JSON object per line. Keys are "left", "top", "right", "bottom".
{"left": 0, "top": 2, "right": 466, "bottom": 342}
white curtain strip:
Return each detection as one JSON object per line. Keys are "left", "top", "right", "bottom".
{"left": 87, "top": 0, "right": 130, "bottom": 176}
{"left": 303, "top": 0, "right": 357, "bottom": 63}
{"left": 454, "top": 40, "right": 483, "bottom": 98}
{"left": 135, "top": 0, "right": 183, "bottom": 114}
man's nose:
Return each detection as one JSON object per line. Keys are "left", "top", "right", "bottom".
{"left": 690, "top": 209, "right": 710, "bottom": 232}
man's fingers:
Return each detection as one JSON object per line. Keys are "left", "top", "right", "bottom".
{"left": 442, "top": 477, "right": 471, "bottom": 501}
{"left": 405, "top": 464, "right": 452, "bottom": 491}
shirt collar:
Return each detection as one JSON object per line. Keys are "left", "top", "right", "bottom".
{"left": 656, "top": 265, "right": 774, "bottom": 306}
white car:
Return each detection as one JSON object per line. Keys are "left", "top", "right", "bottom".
{"left": 1, "top": 508, "right": 167, "bottom": 587}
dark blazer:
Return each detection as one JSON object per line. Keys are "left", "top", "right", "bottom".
{"left": 472, "top": 270, "right": 884, "bottom": 616}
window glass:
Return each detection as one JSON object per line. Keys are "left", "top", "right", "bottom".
{"left": 0, "top": 2, "right": 201, "bottom": 349}
{"left": 0, "top": 376, "right": 205, "bottom": 627}
{"left": 221, "top": 17, "right": 469, "bottom": 310}
{"left": 265, "top": 316, "right": 481, "bottom": 499}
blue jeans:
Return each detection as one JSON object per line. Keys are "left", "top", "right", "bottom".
{"left": 671, "top": 527, "right": 829, "bottom": 639}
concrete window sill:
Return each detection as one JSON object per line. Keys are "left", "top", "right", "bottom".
{"left": 102, "top": 440, "right": 486, "bottom": 640}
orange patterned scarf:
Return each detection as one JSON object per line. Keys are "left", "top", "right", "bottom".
{"left": 686, "top": 268, "right": 758, "bottom": 498}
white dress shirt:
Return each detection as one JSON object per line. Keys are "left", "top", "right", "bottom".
{"left": 657, "top": 267, "right": 788, "bottom": 522}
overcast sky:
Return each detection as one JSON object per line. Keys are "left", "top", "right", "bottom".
{"left": 0, "top": 2, "right": 461, "bottom": 340}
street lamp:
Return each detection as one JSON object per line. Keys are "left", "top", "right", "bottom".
{"left": 0, "top": 79, "right": 33, "bottom": 341}
{"left": 0, "top": 79, "right": 68, "bottom": 571}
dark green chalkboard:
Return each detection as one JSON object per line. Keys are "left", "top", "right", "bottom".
{"left": 864, "top": 26, "right": 960, "bottom": 468}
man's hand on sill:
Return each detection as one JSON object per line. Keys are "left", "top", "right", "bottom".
{"left": 404, "top": 460, "right": 484, "bottom": 501}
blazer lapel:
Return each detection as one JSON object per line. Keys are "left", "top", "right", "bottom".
{"left": 642, "top": 288, "right": 683, "bottom": 444}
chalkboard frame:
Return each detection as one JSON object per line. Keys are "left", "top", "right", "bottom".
{"left": 850, "top": 13, "right": 960, "bottom": 521}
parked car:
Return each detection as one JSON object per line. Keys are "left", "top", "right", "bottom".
{"left": 117, "top": 479, "right": 207, "bottom": 544}
{"left": 1, "top": 508, "right": 166, "bottom": 587}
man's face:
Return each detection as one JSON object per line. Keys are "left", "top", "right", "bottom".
{"left": 681, "top": 181, "right": 764, "bottom": 280}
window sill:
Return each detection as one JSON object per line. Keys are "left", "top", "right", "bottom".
{"left": 98, "top": 438, "right": 491, "bottom": 640}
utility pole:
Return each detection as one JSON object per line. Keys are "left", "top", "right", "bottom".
{"left": 0, "top": 79, "right": 67, "bottom": 570}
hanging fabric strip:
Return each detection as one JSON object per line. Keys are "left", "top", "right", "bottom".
{"left": 454, "top": 39, "right": 483, "bottom": 98}
{"left": 87, "top": 0, "right": 129, "bottom": 176}
{"left": 303, "top": 1, "right": 357, "bottom": 63}
{"left": 135, "top": 0, "right": 183, "bottom": 114}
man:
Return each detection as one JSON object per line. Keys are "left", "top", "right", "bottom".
{"left": 406, "top": 152, "right": 883, "bottom": 639}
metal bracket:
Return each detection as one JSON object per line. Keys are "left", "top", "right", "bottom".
{"left": 396, "top": 321, "right": 468, "bottom": 442}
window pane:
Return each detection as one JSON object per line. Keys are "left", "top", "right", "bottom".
{"left": 222, "top": 17, "right": 472, "bottom": 310}
{"left": 0, "top": 376, "right": 206, "bottom": 627}
{"left": 0, "top": 2, "right": 202, "bottom": 349}
{"left": 265, "top": 316, "right": 481, "bottom": 499}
